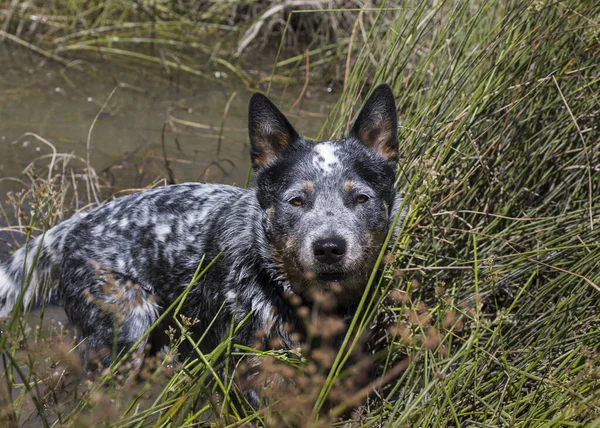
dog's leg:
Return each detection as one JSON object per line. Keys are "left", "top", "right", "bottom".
{"left": 59, "top": 257, "right": 159, "bottom": 371}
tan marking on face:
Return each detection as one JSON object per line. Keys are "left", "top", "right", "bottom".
{"left": 302, "top": 181, "right": 313, "bottom": 191}
{"left": 344, "top": 180, "right": 355, "bottom": 192}
{"left": 268, "top": 241, "right": 283, "bottom": 264}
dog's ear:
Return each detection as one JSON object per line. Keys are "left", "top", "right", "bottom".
{"left": 248, "top": 93, "right": 299, "bottom": 169}
{"left": 349, "top": 84, "right": 398, "bottom": 161}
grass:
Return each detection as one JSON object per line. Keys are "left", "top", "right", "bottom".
{"left": 0, "top": 0, "right": 370, "bottom": 85}
{"left": 1, "top": 0, "right": 600, "bottom": 426}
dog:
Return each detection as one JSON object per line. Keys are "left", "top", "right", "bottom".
{"left": 0, "top": 84, "right": 407, "bottom": 405}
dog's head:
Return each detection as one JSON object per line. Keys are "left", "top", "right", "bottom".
{"left": 249, "top": 85, "right": 407, "bottom": 307}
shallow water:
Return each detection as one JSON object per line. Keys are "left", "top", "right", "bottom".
{"left": 0, "top": 46, "right": 336, "bottom": 190}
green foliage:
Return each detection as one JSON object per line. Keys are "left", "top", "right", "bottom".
{"left": 327, "top": 1, "right": 600, "bottom": 425}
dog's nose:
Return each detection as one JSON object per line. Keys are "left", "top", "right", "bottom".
{"left": 313, "top": 237, "right": 347, "bottom": 265}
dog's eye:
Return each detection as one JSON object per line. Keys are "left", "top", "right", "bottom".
{"left": 288, "top": 197, "right": 304, "bottom": 207}
{"left": 356, "top": 194, "right": 369, "bottom": 204}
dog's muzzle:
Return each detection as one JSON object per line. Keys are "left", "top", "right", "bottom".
{"left": 312, "top": 236, "right": 346, "bottom": 265}
{"left": 311, "top": 235, "right": 348, "bottom": 282}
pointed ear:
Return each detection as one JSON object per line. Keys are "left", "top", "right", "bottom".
{"left": 248, "top": 93, "right": 299, "bottom": 169}
{"left": 349, "top": 84, "right": 398, "bottom": 161}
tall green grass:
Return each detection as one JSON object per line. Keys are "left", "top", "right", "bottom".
{"left": 319, "top": 0, "right": 600, "bottom": 425}
{"left": 1, "top": 0, "right": 599, "bottom": 426}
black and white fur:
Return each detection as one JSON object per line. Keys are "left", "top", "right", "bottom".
{"left": 0, "top": 84, "right": 407, "bottom": 392}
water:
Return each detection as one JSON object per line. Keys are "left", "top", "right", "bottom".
{"left": 0, "top": 46, "right": 336, "bottom": 194}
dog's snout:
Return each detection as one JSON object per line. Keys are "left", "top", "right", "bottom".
{"left": 313, "top": 236, "right": 347, "bottom": 265}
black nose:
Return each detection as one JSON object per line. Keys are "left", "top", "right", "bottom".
{"left": 313, "top": 237, "right": 347, "bottom": 265}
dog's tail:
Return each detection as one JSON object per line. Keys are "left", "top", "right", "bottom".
{"left": 0, "top": 215, "right": 82, "bottom": 318}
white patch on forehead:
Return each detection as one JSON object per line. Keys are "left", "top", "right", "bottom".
{"left": 312, "top": 142, "right": 339, "bottom": 175}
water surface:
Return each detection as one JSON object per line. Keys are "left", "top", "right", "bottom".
{"left": 0, "top": 47, "right": 335, "bottom": 189}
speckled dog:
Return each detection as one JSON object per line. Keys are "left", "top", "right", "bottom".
{"left": 0, "top": 84, "right": 407, "bottom": 399}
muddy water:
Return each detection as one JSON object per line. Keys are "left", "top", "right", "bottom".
{"left": 0, "top": 46, "right": 336, "bottom": 191}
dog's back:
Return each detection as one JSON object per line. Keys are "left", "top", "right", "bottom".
{"left": 0, "top": 182, "right": 278, "bottom": 359}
